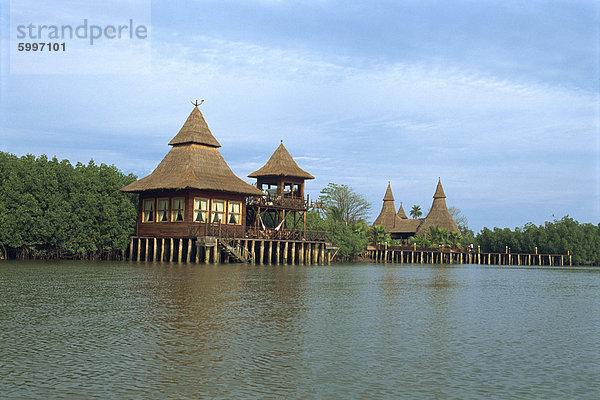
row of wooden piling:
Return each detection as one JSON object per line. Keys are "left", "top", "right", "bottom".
{"left": 367, "top": 249, "right": 572, "bottom": 266}
{"left": 127, "top": 237, "right": 330, "bottom": 265}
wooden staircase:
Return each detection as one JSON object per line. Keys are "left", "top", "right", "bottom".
{"left": 218, "top": 239, "right": 254, "bottom": 263}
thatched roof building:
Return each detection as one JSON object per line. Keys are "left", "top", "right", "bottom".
{"left": 249, "top": 141, "right": 314, "bottom": 180}
{"left": 122, "top": 107, "right": 262, "bottom": 196}
{"left": 373, "top": 183, "right": 403, "bottom": 231}
{"left": 416, "top": 179, "right": 459, "bottom": 235}
{"left": 373, "top": 178, "right": 459, "bottom": 239}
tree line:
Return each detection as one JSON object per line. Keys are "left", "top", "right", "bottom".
{"left": 1, "top": 153, "right": 597, "bottom": 265}
{"left": 0, "top": 152, "right": 138, "bottom": 260}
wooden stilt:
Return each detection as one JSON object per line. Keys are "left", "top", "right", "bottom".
{"left": 136, "top": 238, "right": 141, "bottom": 262}
{"left": 291, "top": 242, "right": 296, "bottom": 265}
{"left": 284, "top": 241, "right": 289, "bottom": 265}
{"left": 169, "top": 238, "right": 174, "bottom": 262}
{"left": 259, "top": 241, "right": 264, "bottom": 265}
{"left": 276, "top": 241, "right": 280, "bottom": 265}
{"left": 213, "top": 244, "right": 219, "bottom": 264}
{"left": 129, "top": 238, "right": 134, "bottom": 261}
{"left": 178, "top": 239, "right": 183, "bottom": 263}
{"left": 187, "top": 239, "right": 192, "bottom": 263}
{"left": 320, "top": 244, "right": 325, "bottom": 266}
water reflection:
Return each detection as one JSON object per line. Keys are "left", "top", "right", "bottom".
{"left": 0, "top": 262, "right": 599, "bottom": 399}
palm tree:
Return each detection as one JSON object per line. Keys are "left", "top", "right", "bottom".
{"left": 410, "top": 205, "right": 422, "bottom": 218}
{"left": 367, "top": 225, "right": 390, "bottom": 246}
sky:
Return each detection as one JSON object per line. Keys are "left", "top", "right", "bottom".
{"left": 1, "top": 0, "right": 599, "bottom": 232}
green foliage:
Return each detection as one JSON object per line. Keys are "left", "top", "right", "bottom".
{"left": 306, "top": 210, "right": 368, "bottom": 261}
{"left": 0, "top": 152, "right": 137, "bottom": 259}
{"left": 409, "top": 226, "right": 462, "bottom": 249}
{"left": 475, "top": 216, "right": 600, "bottom": 265}
{"left": 410, "top": 205, "right": 422, "bottom": 218}
{"left": 318, "top": 183, "right": 371, "bottom": 225}
{"left": 367, "top": 225, "right": 390, "bottom": 246}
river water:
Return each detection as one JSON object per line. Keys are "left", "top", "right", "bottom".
{"left": 0, "top": 261, "right": 598, "bottom": 399}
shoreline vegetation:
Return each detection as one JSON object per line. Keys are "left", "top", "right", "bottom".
{"left": 1, "top": 152, "right": 599, "bottom": 265}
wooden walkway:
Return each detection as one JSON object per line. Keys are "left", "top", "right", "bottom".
{"left": 366, "top": 249, "right": 572, "bottom": 267}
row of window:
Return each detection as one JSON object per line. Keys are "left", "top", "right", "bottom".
{"left": 142, "top": 198, "right": 242, "bottom": 225}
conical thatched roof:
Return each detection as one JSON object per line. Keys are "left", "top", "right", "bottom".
{"left": 416, "top": 179, "right": 459, "bottom": 235}
{"left": 397, "top": 202, "right": 408, "bottom": 219}
{"left": 248, "top": 141, "right": 314, "bottom": 179}
{"left": 168, "top": 107, "right": 221, "bottom": 147}
{"left": 373, "top": 183, "right": 403, "bottom": 231}
{"left": 121, "top": 107, "right": 263, "bottom": 196}
{"left": 383, "top": 183, "right": 394, "bottom": 201}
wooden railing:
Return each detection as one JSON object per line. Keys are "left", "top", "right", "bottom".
{"left": 247, "top": 195, "right": 307, "bottom": 210}
{"left": 189, "top": 223, "right": 330, "bottom": 242}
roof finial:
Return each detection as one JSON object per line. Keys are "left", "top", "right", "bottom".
{"left": 281, "top": 139, "right": 283, "bottom": 144}
{"left": 191, "top": 99, "right": 204, "bottom": 107}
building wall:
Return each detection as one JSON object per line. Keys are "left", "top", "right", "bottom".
{"left": 136, "top": 189, "right": 248, "bottom": 238}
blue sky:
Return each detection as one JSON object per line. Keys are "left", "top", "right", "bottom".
{"left": 1, "top": 0, "right": 599, "bottom": 231}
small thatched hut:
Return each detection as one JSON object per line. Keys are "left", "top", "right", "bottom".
{"left": 121, "top": 106, "right": 263, "bottom": 238}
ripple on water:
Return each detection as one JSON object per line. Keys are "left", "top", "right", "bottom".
{"left": 0, "top": 262, "right": 599, "bottom": 399}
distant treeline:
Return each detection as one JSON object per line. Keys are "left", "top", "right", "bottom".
{"left": 476, "top": 217, "right": 600, "bottom": 265}
{"left": 0, "top": 152, "right": 138, "bottom": 260}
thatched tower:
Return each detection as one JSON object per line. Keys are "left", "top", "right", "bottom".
{"left": 121, "top": 106, "right": 263, "bottom": 238}
{"left": 415, "top": 178, "right": 459, "bottom": 235}
{"left": 247, "top": 141, "right": 314, "bottom": 231}
{"left": 248, "top": 141, "right": 313, "bottom": 206}
{"left": 373, "top": 183, "right": 403, "bottom": 232}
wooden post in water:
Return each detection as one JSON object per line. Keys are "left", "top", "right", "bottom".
{"left": 162, "top": 239, "right": 167, "bottom": 262}
{"left": 204, "top": 245, "right": 210, "bottom": 264}
{"left": 177, "top": 239, "right": 183, "bottom": 263}
{"left": 129, "top": 238, "right": 134, "bottom": 260}
{"left": 212, "top": 244, "right": 219, "bottom": 264}
{"left": 400, "top": 250, "right": 404, "bottom": 264}
{"left": 259, "top": 241, "right": 264, "bottom": 265}
{"left": 152, "top": 238, "right": 157, "bottom": 261}
{"left": 299, "top": 243, "right": 304, "bottom": 265}
{"left": 169, "top": 238, "right": 174, "bottom": 262}
{"left": 187, "top": 239, "right": 192, "bottom": 263}
{"left": 320, "top": 244, "right": 325, "bottom": 266}
{"left": 275, "top": 241, "right": 280, "bottom": 265}
{"left": 283, "top": 241, "right": 289, "bottom": 265}
{"left": 135, "top": 238, "right": 140, "bottom": 261}
{"left": 291, "top": 242, "right": 296, "bottom": 265}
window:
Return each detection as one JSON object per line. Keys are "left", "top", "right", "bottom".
{"left": 172, "top": 198, "right": 184, "bottom": 222}
{"left": 228, "top": 201, "right": 242, "bottom": 225}
{"left": 158, "top": 199, "right": 169, "bottom": 222}
{"left": 143, "top": 199, "right": 154, "bottom": 222}
{"left": 211, "top": 200, "right": 225, "bottom": 223}
{"left": 194, "top": 198, "right": 208, "bottom": 223}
